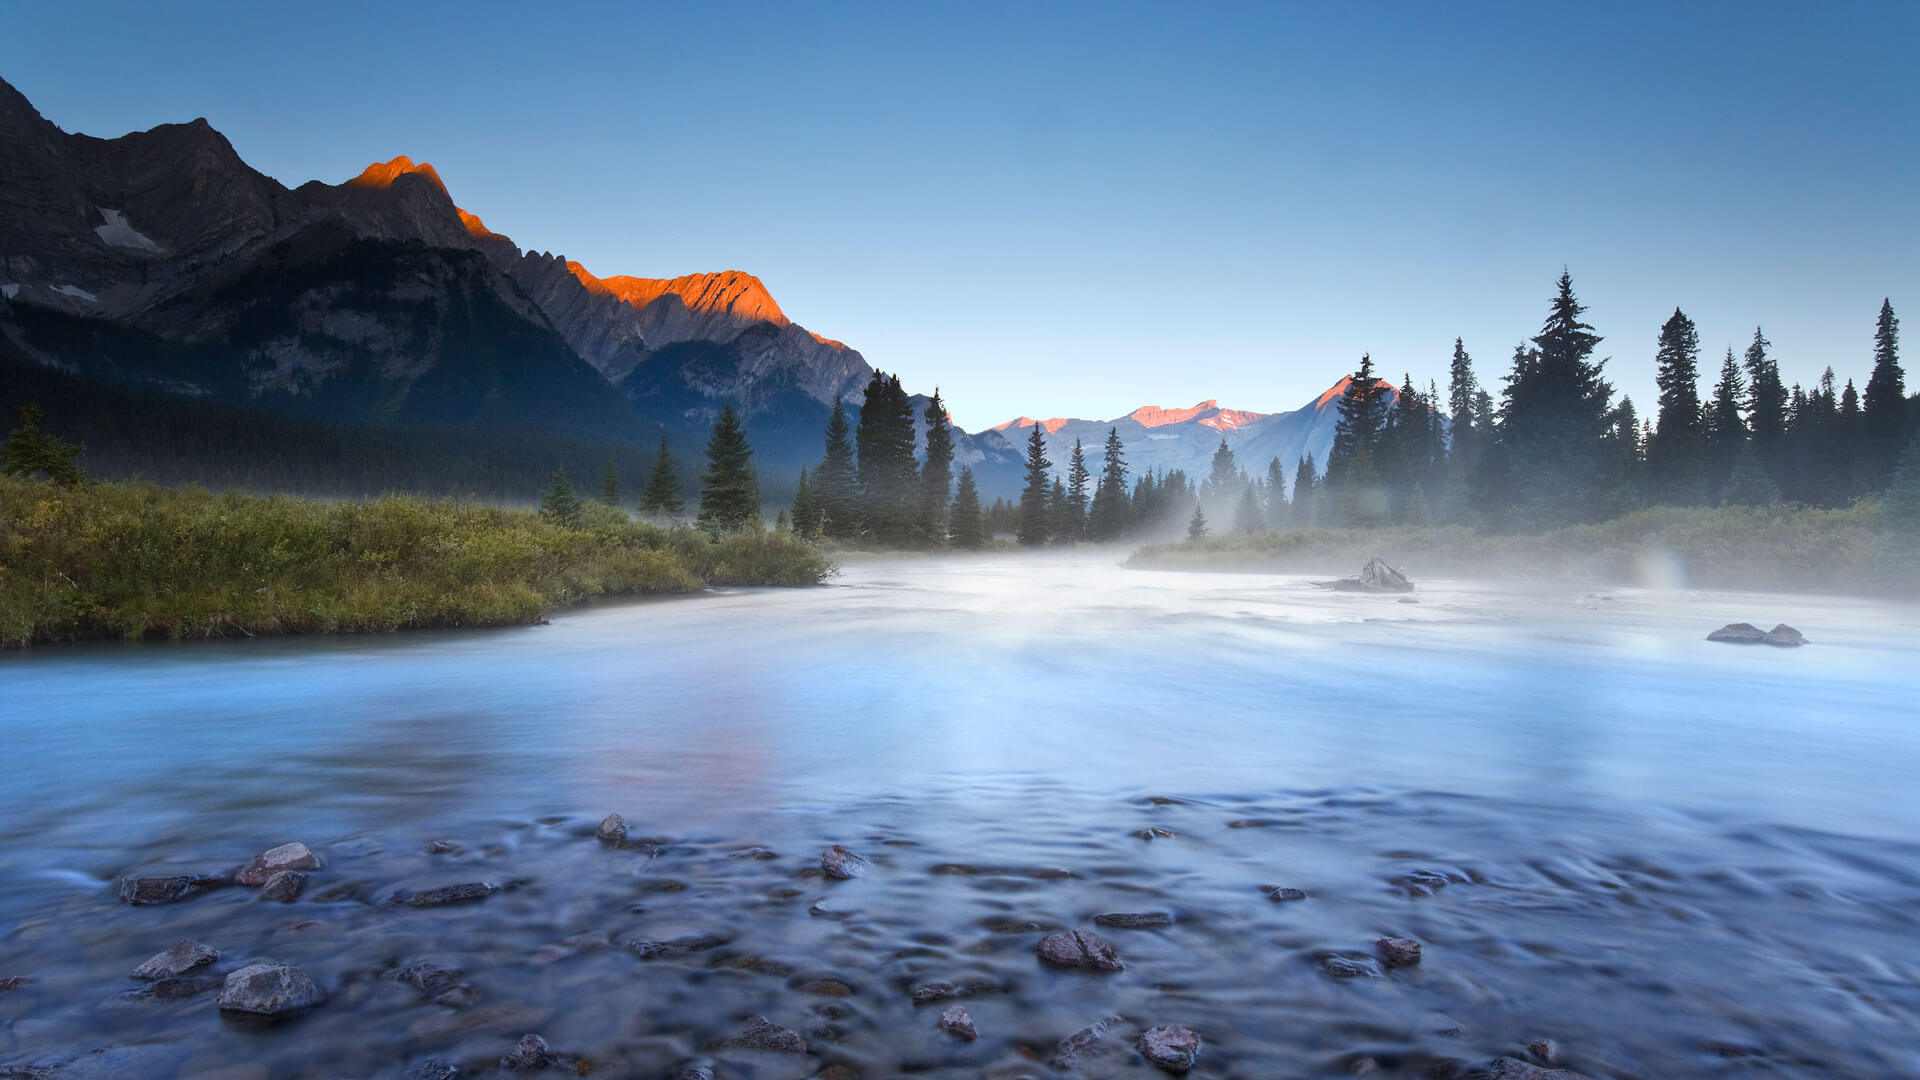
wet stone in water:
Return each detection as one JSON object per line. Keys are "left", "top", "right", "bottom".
{"left": 1377, "top": 936, "right": 1423, "bottom": 967}
{"left": 1138, "top": 1024, "right": 1202, "bottom": 1074}
{"left": 939, "top": 1004, "right": 979, "bottom": 1040}
{"left": 798, "top": 978, "right": 853, "bottom": 996}
{"left": 257, "top": 870, "right": 307, "bottom": 903}
{"left": 403, "top": 1060, "right": 460, "bottom": 1080}
{"left": 235, "top": 842, "right": 321, "bottom": 886}
{"left": 596, "top": 813, "right": 628, "bottom": 844}
{"left": 216, "top": 962, "right": 324, "bottom": 1017}
{"left": 1321, "top": 954, "right": 1385, "bottom": 978}
{"left": 132, "top": 940, "right": 218, "bottom": 981}
{"left": 392, "top": 881, "right": 498, "bottom": 907}
{"left": 627, "top": 933, "right": 729, "bottom": 959}
{"left": 0, "top": 976, "right": 30, "bottom": 991}
{"left": 1132, "top": 827, "right": 1176, "bottom": 840}
{"left": 1035, "top": 928, "right": 1123, "bottom": 972}
{"left": 501, "top": 1032, "right": 556, "bottom": 1071}
{"left": 388, "top": 959, "right": 464, "bottom": 997}
{"left": 1051, "top": 1015, "right": 1127, "bottom": 1072}
{"left": 123, "top": 975, "right": 222, "bottom": 1001}
{"left": 731, "top": 846, "right": 779, "bottom": 860}
{"left": 1470, "top": 1056, "right": 1597, "bottom": 1080}
{"left": 673, "top": 1064, "right": 715, "bottom": 1080}
{"left": 118, "top": 874, "right": 228, "bottom": 905}
{"left": 1093, "top": 911, "right": 1172, "bottom": 928}
{"left": 821, "top": 845, "right": 869, "bottom": 879}
{"left": 722, "top": 1015, "right": 807, "bottom": 1053}
{"left": 422, "top": 839, "right": 465, "bottom": 855}
{"left": 1263, "top": 885, "right": 1308, "bottom": 902}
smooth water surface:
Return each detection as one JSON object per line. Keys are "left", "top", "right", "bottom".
{"left": 1, "top": 556, "right": 1917, "bottom": 1078}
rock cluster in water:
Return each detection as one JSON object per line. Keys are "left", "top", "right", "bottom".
{"left": 1707, "top": 621, "right": 1807, "bottom": 646}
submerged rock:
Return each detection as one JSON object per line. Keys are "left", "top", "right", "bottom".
{"left": 403, "top": 1060, "right": 460, "bottom": 1080}
{"left": 421, "top": 839, "right": 465, "bottom": 855}
{"left": 596, "top": 813, "right": 629, "bottom": 844}
{"left": 132, "top": 940, "right": 219, "bottom": 981}
{"left": 1036, "top": 929, "right": 1123, "bottom": 972}
{"left": 721, "top": 1016, "right": 807, "bottom": 1053}
{"left": 257, "top": 870, "right": 307, "bottom": 903}
{"left": 1138, "top": 1025, "right": 1202, "bottom": 1073}
{"left": 627, "top": 932, "right": 729, "bottom": 959}
{"left": 0, "top": 975, "right": 30, "bottom": 991}
{"left": 217, "top": 962, "right": 324, "bottom": 1017}
{"left": 673, "top": 1063, "right": 715, "bottom": 1080}
{"left": 1467, "top": 1057, "right": 1596, "bottom": 1080}
{"left": 1262, "top": 885, "right": 1309, "bottom": 903}
{"left": 388, "top": 959, "right": 465, "bottom": 998}
{"left": 939, "top": 1004, "right": 979, "bottom": 1040}
{"left": 1051, "top": 1016, "right": 1127, "bottom": 1073}
{"left": 1708, "top": 622, "right": 1808, "bottom": 647}
{"left": 118, "top": 873, "right": 228, "bottom": 905}
{"left": 235, "top": 842, "right": 321, "bottom": 886}
{"left": 1321, "top": 954, "right": 1384, "bottom": 978}
{"left": 821, "top": 845, "right": 869, "bottom": 879}
{"left": 1377, "top": 936, "right": 1424, "bottom": 967}
{"left": 909, "top": 976, "right": 1002, "bottom": 1003}
{"left": 500, "top": 1033, "right": 555, "bottom": 1071}
{"left": 1093, "top": 911, "right": 1172, "bottom": 929}
{"left": 1319, "top": 556, "right": 1414, "bottom": 593}
{"left": 392, "top": 882, "right": 497, "bottom": 907}
{"left": 123, "top": 975, "right": 222, "bottom": 1001}
{"left": 1132, "top": 826, "right": 1176, "bottom": 840}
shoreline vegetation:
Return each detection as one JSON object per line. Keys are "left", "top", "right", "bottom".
{"left": 1127, "top": 502, "right": 1919, "bottom": 598}
{"left": 0, "top": 476, "right": 833, "bottom": 649}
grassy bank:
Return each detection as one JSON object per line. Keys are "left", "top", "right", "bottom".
{"left": 0, "top": 477, "right": 833, "bottom": 647}
{"left": 1127, "top": 503, "right": 1920, "bottom": 597}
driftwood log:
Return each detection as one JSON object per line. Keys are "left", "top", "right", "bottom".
{"left": 1316, "top": 556, "right": 1414, "bottom": 593}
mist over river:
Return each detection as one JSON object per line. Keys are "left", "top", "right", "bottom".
{"left": 2, "top": 555, "right": 1917, "bottom": 1078}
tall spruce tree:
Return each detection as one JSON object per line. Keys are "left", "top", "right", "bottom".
{"left": 1447, "top": 338, "right": 1479, "bottom": 464}
{"left": 1743, "top": 327, "right": 1789, "bottom": 469}
{"left": 1497, "top": 271, "right": 1614, "bottom": 525}
{"left": 695, "top": 404, "right": 761, "bottom": 534}
{"left": 1087, "top": 426, "right": 1130, "bottom": 541}
{"left": 920, "top": 390, "right": 955, "bottom": 543}
{"left": 1291, "top": 453, "right": 1318, "bottom": 530}
{"left": 1016, "top": 424, "right": 1053, "bottom": 547}
{"left": 1650, "top": 307, "right": 1705, "bottom": 504}
{"left": 1064, "top": 438, "right": 1091, "bottom": 541}
{"left": 1705, "top": 345, "right": 1748, "bottom": 491}
{"left": 1049, "top": 477, "right": 1071, "bottom": 544}
{"left": 1265, "top": 456, "right": 1289, "bottom": 528}
{"left": 541, "top": 467, "right": 582, "bottom": 527}
{"left": 855, "top": 372, "right": 919, "bottom": 544}
{"left": 1863, "top": 299, "right": 1907, "bottom": 486}
{"left": 949, "top": 466, "right": 985, "bottom": 549}
{"left": 790, "top": 467, "right": 819, "bottom": 538}
{"left": 639, "top": 436, "right": 684, "bottom": 517}
{"left": 1328, "top": 354, "right": 1388, "bottom": 487}
{"left": 815, "top": 399, "right": 859, "bottom": 539}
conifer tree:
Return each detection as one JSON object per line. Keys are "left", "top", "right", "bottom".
{"left": 1064, "top": 438, "right": 1091, "bottom": 541}
{"left": 855, "top": 372, "right": 919, "bottom": 544}
{"left": 696, "top": 404, "right": 761, "bottom": 535}
{"left": 1447, "top": 337, "right": 1479, "bottom": 471}
{"left": 0, "top": 404, "right": 86, "bottom": 487}
{"left": 1291, "top": 453, "right": 1318, "bottom": 530}
{"left": 1863, "top": 299, "right": 1907, "bottom": 486}
{"left": 949, "top": 466, "right": 985, "bottom": 549}
{"left": 790, "top": 467, "right": 818, "bottom": 538}
{"left": 600, "top": 454, "right": 621, "bottom": 505}
{"left": 1839, "top": 379, "right": 1869, "bottom": 496}
{"left": 1205, "top": 438, "right": 1239, "bottom": 495}
{"left": 815, "top": 399, "right": 859, "bottom": 539}
{"left": 1743, "top": 327, "right": 1789, "bottom": 475}
{"left": 1049, "top": 477, "right": 1070, "bottom": 545}
{"left": 1704, "top": 345, "right": 1748, "bottom": 491}
{"left": 639, "top": 435, "right": 685, "bottom": 517}
{"left": 1232, "top": 483, "right": 1262, "bottom": 534}
{"left": 920, "top": 390, "right": 955, "bottom": 543}
{"left": 1087, "top": 426, "right": 1130, "bottom": 541}
{"left": 1187, "top": 503, "right": 1209, "bottom": 541}
{"left": 541, "top": 467, "right": 582, "bottom": 526}
{"left": 1649, "top": 307, "right": 1705, "bottom": 504}
{"left": 1497, "top": 271, "right": 1614, "bottom": 525}
{"left": 1016, "top": 424, "right": 1053, "bottom": 547}
{"left": 1265, "top": 456, "right": 1289, "bottom": 528}
{"left": 1328, "top": 354, "right": 1388, "bottom": 490}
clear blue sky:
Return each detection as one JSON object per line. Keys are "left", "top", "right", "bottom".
{"left": 4, "top": 1, "right": 1914, "bottom": 430}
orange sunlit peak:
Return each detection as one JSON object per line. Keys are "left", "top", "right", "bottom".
{"left": 347, "top": 155, "right": 449, "bottom": 195}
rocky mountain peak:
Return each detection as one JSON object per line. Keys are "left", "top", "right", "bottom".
{"left": 347, "top": 155, "right": 449, "bottom": 195}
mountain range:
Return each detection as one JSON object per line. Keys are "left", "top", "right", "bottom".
{"left": 0, "top": 76, "right": 1372, "bottom": 501}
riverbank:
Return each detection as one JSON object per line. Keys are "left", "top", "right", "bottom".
{"left": 0, "top": 476, "right": 833, "bottom": 647}
{"left": 1126, "top": 503, "right": 1919, "bottom": 597}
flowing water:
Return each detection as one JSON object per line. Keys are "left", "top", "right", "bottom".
{"left": 1, "top": 555, "right": 1917, "bottom": 1079}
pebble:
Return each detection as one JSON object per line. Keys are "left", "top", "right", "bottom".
{"left": 1093, "top": 911, "right": 1171, "bottom": 929}
{"left": 235, "top": 843, "right": 321, "bottom": 886}
{"left": 216, "top": 962, "right": 324, "bottom": 1017}
{"left": 1262, "top": 885, "right": 1309, "bottom": 902}
{"left": 596, "top": 813, "right": 628, "bottom": 844}
{"left": 938, "top": 1004, "right": 978, "bottom": 1040}
{"left": 821, "top": 845, "right": 869, "bottom": 879}
{"left": 132, "top": 940, "right": 219, "bottom": 981}
{"left": 1377, "top": 936, "right": 1423, "bottom": 967}
{"left": 1138, "top": 1024, "right": 1202, "bottom": 1073}
{"left": 1035, "top": 929, "right": 1123, "bottom": 972}
{"left": 1132, "top": 827, "right": 1176, "bottom": 840}
{"left": 722, "top": 1016, "right": 807, "bottom": 1053}
{"left": 392, "top": 882, "right": 497, "bottom": 907}
{"left": 500, "top": 1032, "right": 555, "bottom": 1071}
{"left": 257, "top": 870, "right": 307, "bottom": 903}
{"left": 118, "top": 874, "right": 228, "bottom": 905}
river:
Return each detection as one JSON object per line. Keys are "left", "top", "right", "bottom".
{"left": 1, "top": 555, "right": 1916, "bottom": 1078}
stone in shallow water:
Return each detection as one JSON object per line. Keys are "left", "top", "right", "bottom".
{"left": 1132, "top": 826, "right": 1176, "bottom": 840}
{"left": 422, "top": 839, "right": 465, "bottom": 855}
{"left": 1093, "top": 911, "right": 1172, "bottom": 929}
{"left": 721, "top": 1016, "right": 807, "bottom": 1053}
{"left": 392, "top": 881, "right": 498, "bottom": 907}
{"left": 909, "top": 975, "right": 1003, "bottom": 1003}
{"left": 799, "top": 978, "right": 853, "bottom": 997}
{"left": 1321, "top": 954, "right": 1384, "bottom": 978}
{"left": 216, "top": 962, "right": 324, "bottom": 1017}
{"left": 1138, "top": 1024, "right": 1202, "bottom": 1073}
{"left": 627, "top": 932, "right": 729, "bottom": 959}
{"left": 939, "top": 1004, "right": 978, "bottom": 1040}
{"left": 1035, "top": 929, "right": 1123, "bottom": 972}
{"left": 1377, "top": 936, "right": 1423, "bottom": 967}
{"left": 388, "top": 959, "right": 464, "bottom": 997}
{"left": 257, "top": 870, "right": 307, "bottom": 903}
{"left": 132, "top": 940, "right": 218, "bottom": 981}
{"left": 1051, "top": 1016, "right": 1127, "bottom": 1073}
{"left": 235, "top": 842, "right": 321, "bottom": 886}
{"left": 1468, "top": 1057, "right": 1596, "bottom": 1080}
{"left": 123, "top": 974, "right": 222, "bottom": 1001}
{"left": 821, "top": 845, "right": 869, "bottom": 879}
{"left": 596, "top": 813, "right": 628, "bottom": 844}
{"left": 500, "top": 1033, "right": 555, "bottom": 1071}
{"left": 403, "top": 1060, "right": 459, "bottom": 1080}
{"left": 0, "top": 975, "right": 30, "bottom": 991}
{"left": 673, "top": 1063, "right": 715, "bottom": 1080}
{"left": 1262, "top": 885, "right": 1308, "bottom": 902}
{"left": 118, "top": 873, "right": 228, "bottom": 905}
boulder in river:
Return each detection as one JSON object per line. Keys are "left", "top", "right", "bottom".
{"left": 1036, "top": 929, "right": 1123, "bottom": 972}
{"left": 235, "top": 842, "right": 321, "bottom": 886}
{"left": 1707, "top": 622, "right": 1808, "bottom": 647}
{"left": 257, "top": 870, "right": 307, "bottom": 903}
{"left": 596, "top": 813, "right": 629, "bottom": 844}
{"left": 392, "top": 882, "right": 498, "bottom": 908}
{"left": 118, "top": 873, "right": 228, "bottom": 905}
{"left": 500, "top": 1033, "right": 556, "bottom": 1071}
{"left": 132, "top": 940, "right": 218, "bottom": 980}
{"left": 216, "top": 962, "right": 324, "bottom": 1017}
{"left": 939, "top": 1004, "right": 979, "bottom": 1040}
{"left": 821, "top": 845, "right": 869, "bottom": 879}
{"left": 1376, "top": 936, "right": 1423, "bottom": 967}
{"left": 1138, "top": 1024, "right": 1202, "bottom": 1073}
{"left": 721, "top": 1015, "right": 807, "bottom": 1053}
{"left": 1318, "top": 556, "right": 1414, "bottom": 593}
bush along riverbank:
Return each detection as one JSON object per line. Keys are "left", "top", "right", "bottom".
{"left": 0, "top": 476, "right": 834, "bottom": 648}
{"left": 1126, "top": 502, "right": 1920, "bottom": 598}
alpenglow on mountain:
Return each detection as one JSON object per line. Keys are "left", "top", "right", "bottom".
{"left": 0, "top": 75, "right": 1382, "bottom": 498}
